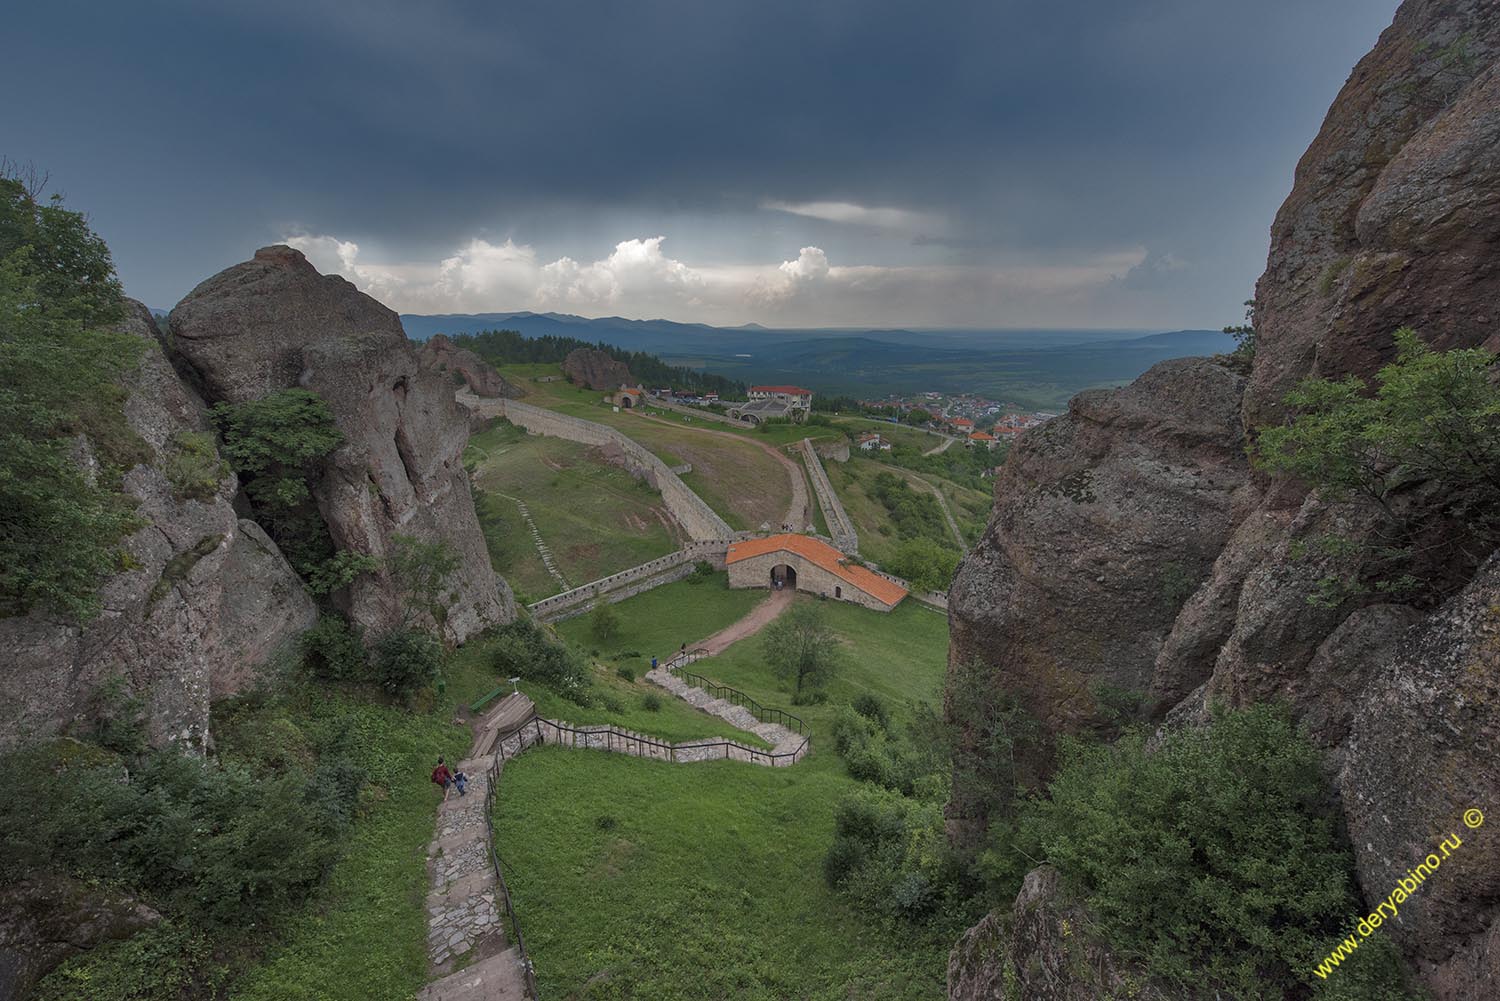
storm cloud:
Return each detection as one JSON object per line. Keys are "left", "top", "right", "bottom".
{"left": 4, "top": 0, "right": 1397, "bottom": 327}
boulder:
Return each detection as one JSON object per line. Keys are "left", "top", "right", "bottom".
{"left": 0, "top": 302, "right": 315, "bottom": 753}
{"left": 1339, "top": 553, "right": 1500, "bottom": 997}
{"left": 945, "top": 357, "right": 1250, "bottom": 844}
{"left": 0, "top": 872, "right": 160, "bottom": 1001}
{"left": 948, "top": 867, "right": 1182, "bottom": 1001}
{"left": 418, "top": 334, "right": 523, "bottom": 399}
{"left": 562, "top": 347, "right": 633, "bottom": 391}
{"left": 169, "top": 247, "right": 515, "bottom": 643}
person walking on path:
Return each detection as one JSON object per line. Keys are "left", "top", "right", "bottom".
{"left": 431, "top": 757, "right": 454, "bottom": 802}
{"left": 453, "top": 770, "right": 469, "bottom": 796}
{"left": 651, "top": 656, "right": 658, "bottom": 671}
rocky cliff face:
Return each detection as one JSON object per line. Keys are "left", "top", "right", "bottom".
{"left": 0, "top": 302, "right": 316, "bottom": 752}
{"left": 418, "top": 334, "right": 523, "bottom": 399}
{"left": 946, "top": 1, "right": 1500, "bottom": 995}
{"left": 946, "top": 357, "right": 1252, "bottom": 841}
{"left": 170, "top": 246, "right": 515, "bottom": 643}
{"left": 562, "top": 346, "right": 634, "bottom": 391}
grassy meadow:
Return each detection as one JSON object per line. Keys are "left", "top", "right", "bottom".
{"left": 498, "top": 364, "right": 801, "bottom": 530}
{"left": 466, "top": 420, "right": 681, "bottom": 601}
{"left": 826, "top": 455, "right": 989, "bottom": 565}
{"left": 490, "top": 591, "right": 953, "bottom": 999}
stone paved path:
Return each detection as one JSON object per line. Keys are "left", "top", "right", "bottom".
{"left": 418, "top": 699, "right": 532, "bottom": 1001}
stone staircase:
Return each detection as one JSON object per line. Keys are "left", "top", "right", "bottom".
{"left": 498, "top": 492, "right": 569, "bottom": 590}
{"left": 647, "top": 665, "right": 804, "bottom": 756}
{"left": 417, "top": 699, "right": 535, "bottom": 1001}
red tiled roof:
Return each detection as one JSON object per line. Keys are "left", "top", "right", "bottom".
{"left": 750, "top": 385, "right": 812, "bottom": 395}
{"left": 725, "top": 534, "right": 908, "bottom": 607}
{"left": 969, "top": 431, "right": 996, "bottom": 440}
{"left": 950, "top": 417, "right": 974, "bottom": 427}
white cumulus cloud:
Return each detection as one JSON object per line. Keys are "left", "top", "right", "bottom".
{"left": 278, "top": 228, "right": 1166, "bottom": 327}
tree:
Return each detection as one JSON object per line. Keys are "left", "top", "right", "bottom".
{"left": 907, "top": 407, "right": 932, "bottom": 425}
{"left": 760, "top": 603, "right": 843, "bottom": 700}
{"left": 387, "top": 533, "right": 461, "bottom": 631}
{"left": 589, "top": 600, "right": 621, "bottom": 644}
{"left": 211, "top": 389, "right": 344, "bottom": 579}
{"left": 1223, "top": 298, "right": 1256, "bottom": 367}
{"left": 0, "top": 175, "right": 144, "bottom": 620}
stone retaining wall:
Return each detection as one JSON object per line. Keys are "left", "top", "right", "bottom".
{"left": 527, "top": 538, "right": 741, "bottom": 622}
{"left": 798, "top": 438, "right": 858, "bottom": 553}
{"left": 462, "top": 395, "right": 733, "bottom": 541}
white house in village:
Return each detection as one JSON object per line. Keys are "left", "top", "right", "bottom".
{"left": 856, "top": 432, "right": 892, "bottom": 451}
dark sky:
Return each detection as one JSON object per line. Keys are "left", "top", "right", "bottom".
{"left": 5, "top": 0, "right": 1398, "bottom": 328}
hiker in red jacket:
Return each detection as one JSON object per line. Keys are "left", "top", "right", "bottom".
{"left": 431, "top": 756, "right": 454, "bottom": 802}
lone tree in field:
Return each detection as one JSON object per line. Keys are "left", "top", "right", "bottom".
{"left": 761, "top": 603, "right": 843, "bottom": 701}
{"left": 589, "top": 599, "right": 621, "bottom": 644}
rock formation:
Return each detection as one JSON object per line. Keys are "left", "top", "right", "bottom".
{"left": 562, "top": 346, "right": 634, "bottom": 391}
{"left": 0, "top": 302, "right": 316, "bottom": 752}
{"left": 418, "top": 333, "right": 523, "bottom": 399}
{"left": 170, "top": 246, "right": 515, "bottom": 643}
{"left": 948, "top": 868, "right": 1181, "bottom": 1001}
{"left": 0, "top": 872, "right": 160, "bottom": 1001}
{"left": 945, "top": 357, "right": 1252, "bottom": 840}
{"left": 945, "top": 1, "right": 1500, "bottom": 996}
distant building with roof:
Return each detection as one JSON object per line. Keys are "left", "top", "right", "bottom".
{"left": 748, "top": 385, "right": 813, "bottom": 409}
{"left": 724, "top": 534, "right": 907, "bottom": 611}
{"left": 611, "top": 385, "right": 644, "bottom": 408}
{"left": 967, "top": 431, "right": 997, "bottom": 450}
{"left": 856, "top": 432, "right": 891, "bottom": 451}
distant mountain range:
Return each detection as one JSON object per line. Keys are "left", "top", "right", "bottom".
{"left": 399, "top": 310, "right": 1232, "bottom": 409}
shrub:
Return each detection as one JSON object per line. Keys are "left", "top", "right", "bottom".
{"left": 489, "top": 618, "right": 591, "bottom": 701}
{"left": 822, "top": 789, "right": 959, "bottom": 923}
{"left": 686, "top": 560, "right": 716, "bottom": 584}
{"left": 851, "top": 693, "right": 890, "bottom": 730}
{"left": 371, "top": 628, "right": 444, "bottom": 697}
{"left": 162, "top": 431, "right": 227, "bottom": 501}
{"left": 640, "top": 692, "right": 662, "bottom": 713}
{"left": 304, "top": 550, "right": 381, "bottom": 598}
{"left": 300, "top": 616, "right": 368, "bottom": 682}
{"left": 615, "top": 665, "right": 636, "bottom": 683}
{"left": 600, "top": 694, "right": 625, "bottom": 714}
{"left": 1019, "top": 705, "right": 1391, "bottom": 999}
{"left": 1254, "top": 329, "right": 1500, "bottom": 603}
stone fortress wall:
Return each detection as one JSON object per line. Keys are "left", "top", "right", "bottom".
{"left": 797, "top": 438, "right": 858, "bottom": 553}
{"left": 463, "top": 396, "right": 734, "bottom": 542}
{"left": 527, "top": 538, "right": 746, "bottom": 622}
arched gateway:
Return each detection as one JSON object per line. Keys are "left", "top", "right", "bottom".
{"left": 726, "top": 534, "right": 907, "bottom": 612}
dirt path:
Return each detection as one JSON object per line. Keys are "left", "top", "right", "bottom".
{"left": 633, "top": 411, "right": 810, "bottom": 530}
{"left": 697, "top": 587, "right": 794, "bottom": 655}
{"left": 923, "top": 435, "right": 958, "bottom": 456}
